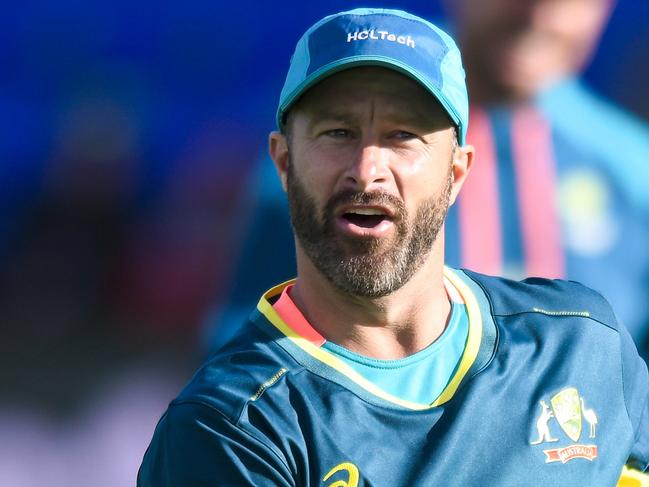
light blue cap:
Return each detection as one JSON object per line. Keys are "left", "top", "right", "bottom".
{"left": 277, "top": 8, "right": 469, "bottom": 144}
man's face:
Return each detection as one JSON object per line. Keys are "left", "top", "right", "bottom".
{"left": 450, "top": 0, "right": 611, "bottom": 102}
{"left": 277, "top": 67, "right": 459, "bottom": 297}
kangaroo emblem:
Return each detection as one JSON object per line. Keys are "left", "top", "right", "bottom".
{"left": 530, "top": 400, "right": 559, "bottom": 445}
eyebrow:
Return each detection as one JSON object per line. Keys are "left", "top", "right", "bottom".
{"left": 387, "top": 99, "right": 451, "bottom": 128}
{"left": 308, "top": 110, "right": 434, "bottom": 127}
{"left": 305, "top": 110, "right": 362, "bottom": 131}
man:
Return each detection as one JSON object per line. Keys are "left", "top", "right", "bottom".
{"left": 139, "top": 9, "right": 649, "bottom": 485}
{"left": 206, "top": 0, "right": 649, "bottom": 359}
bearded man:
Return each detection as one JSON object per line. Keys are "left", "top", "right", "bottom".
{"left": 139, "top": 8, "right": 649, "bottom": 486}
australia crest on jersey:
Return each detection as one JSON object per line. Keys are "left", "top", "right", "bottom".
{"left": 529, "top": 387, "right": 598, "bottom": 464}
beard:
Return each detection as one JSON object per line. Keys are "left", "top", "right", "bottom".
{"left": 286, "top": 159, "right": 452, "bottom": 298}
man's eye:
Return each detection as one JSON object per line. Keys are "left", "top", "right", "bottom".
{"left": 392, "top": 131, "right": 417, "bottom": 141}
{"left": 324, "top": 129, "right": 351, "bottom": 138}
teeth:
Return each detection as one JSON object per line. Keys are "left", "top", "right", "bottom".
{"left": 347, "top": 208, "right": 385, "bottom": 216}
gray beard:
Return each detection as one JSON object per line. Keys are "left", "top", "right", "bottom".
{"left": 286, "top": 160, "right": 452, "bottom": 298}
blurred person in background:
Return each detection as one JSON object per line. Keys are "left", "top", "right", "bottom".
{"left": 444, "top": 0, "right": 649, "bottom": 349}
{"left": 206, "top": 0, "right": 649, "bottom": 359}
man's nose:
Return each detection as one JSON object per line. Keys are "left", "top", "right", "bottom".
{"left": 343, "top": 144, "right": 391, "bottom": 191}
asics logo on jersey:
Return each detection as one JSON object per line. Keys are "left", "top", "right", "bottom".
{"left": 346, "top": 29, "right": 415, "bottom": 48}
{"left": 323, "top": 462, "right": 360, "bottom": 487}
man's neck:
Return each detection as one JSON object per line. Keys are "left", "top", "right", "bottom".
{"left": 290, "top": 246, "right": 451, "bottom": 360}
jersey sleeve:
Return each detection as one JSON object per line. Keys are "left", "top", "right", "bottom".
{"left": 619, "top": 320, "right": 649, "bottom": 471}
{"left": 137, "top": 401, "right": 295, "bottom": 487}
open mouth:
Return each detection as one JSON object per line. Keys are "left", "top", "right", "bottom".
{"left": 336, "top": 206, "right": 395, "bottom": 236}
{"left": 342, "top": 208, "right": 390, "bottom": 228}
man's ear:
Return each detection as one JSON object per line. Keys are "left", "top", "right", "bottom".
{"left": 269, "top": 131, "right": 289, "bottom": 192}
{"left": 449, "top": 144, "right": 474, "bottom": 206}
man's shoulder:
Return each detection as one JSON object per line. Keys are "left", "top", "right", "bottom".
{"left": 138, "top": 320, "right": 303, "bottom": 486}
{"left": 461, "top": 268, "right": 619, "bottom": 330}
{"left": 173, "top": 320, "right": 300, "bottom": 421}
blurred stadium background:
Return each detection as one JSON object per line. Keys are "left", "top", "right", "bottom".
{"left": 1, "top": 1, "right": 647, "bottom": 485}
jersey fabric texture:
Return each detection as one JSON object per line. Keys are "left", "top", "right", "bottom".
{"left": 139, "top": 268, "right": 649, "bottom": 486}
{"left": 205, "top": 78, "right": 649, "bottom": 358}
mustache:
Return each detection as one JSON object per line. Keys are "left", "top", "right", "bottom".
{"left": 324, "top": 190, "right": 405, "bottom": 220}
